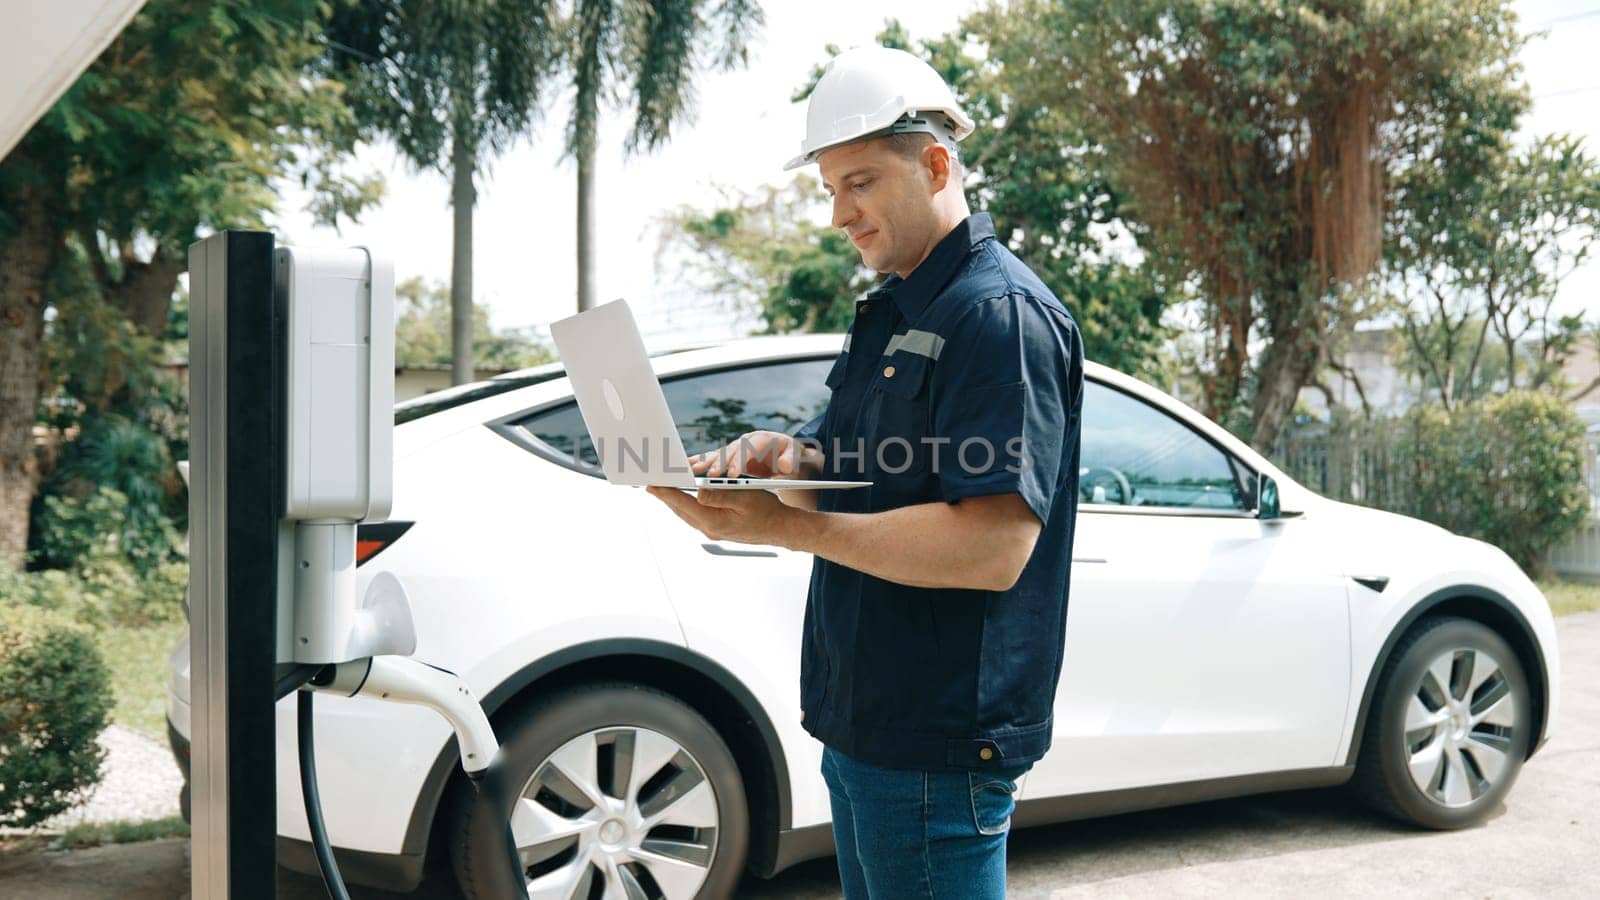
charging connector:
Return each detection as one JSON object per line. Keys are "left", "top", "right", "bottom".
{"left": 295, "top": 656, "right": 526, "bottom": 898}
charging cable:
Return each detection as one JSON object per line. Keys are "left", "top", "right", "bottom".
{"left": 294, "top": 657, "right": 525, "bottom": 899}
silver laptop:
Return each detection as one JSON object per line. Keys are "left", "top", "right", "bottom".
{"left": 549, "top": 299, "right": 870, "bottom": 491}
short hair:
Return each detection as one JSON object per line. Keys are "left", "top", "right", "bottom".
{"left": 881, "top": 131, "right": 964, "bottom": 178}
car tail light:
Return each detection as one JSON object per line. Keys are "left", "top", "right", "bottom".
{"left": 356, "top": 521, "right": 414, "bottom": 566}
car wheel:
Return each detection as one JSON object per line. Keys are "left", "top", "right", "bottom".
{"left": 450, "top": 682, "right": 749, "bottom": 899}
{"left": 1351, "top": 616, "right": 1531, "bottom": 829}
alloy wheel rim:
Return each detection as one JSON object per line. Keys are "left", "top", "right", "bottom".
{"left": 513, "top": 726, "right": 718, "bottom": 899}
{"left": 1403, "top": 647, "right": 1518, "bottom": 809}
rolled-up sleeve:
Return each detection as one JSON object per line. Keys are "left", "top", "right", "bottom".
{"left": 929, "top": 292, "right": 1074, "bottom": 525}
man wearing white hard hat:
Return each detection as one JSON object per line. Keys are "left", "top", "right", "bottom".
{"left": 649, "top": 46, "right": 1084, "bottom": 897}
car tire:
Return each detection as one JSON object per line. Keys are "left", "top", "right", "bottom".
{"left": 1351, "top": 615, "right": 1531, "bottom": 829}
{"left": 449, "top": 682, "right": 749, "bottom": 900}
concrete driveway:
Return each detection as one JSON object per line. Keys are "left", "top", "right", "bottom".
{"left": 4, "top": 612, "right": 1595, "bottom": 899}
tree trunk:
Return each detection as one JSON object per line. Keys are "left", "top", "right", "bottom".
{"left": 1251, "top": 322, "right": 1327, "bottom": 456}
{"left": 450, "top": 140, "right": 476, "bottom": 386}
{"left": 1502, "top": 328, "right": 1517, "bottom": 393}
{"left": 1460, "top": 312, "right": 1494, "bottom": 407}
{"left": 577, "top": 145, "right": 598, "bottom": 313}
{"left": 0, "top": 187, "right": 59, "bottom": 569}
{"left": 117, "top": 245, "right": 186, "bottom": 338}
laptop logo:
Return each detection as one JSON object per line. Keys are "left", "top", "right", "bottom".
{"left": 601, "top": 378, "right": 627, "bottom": 421}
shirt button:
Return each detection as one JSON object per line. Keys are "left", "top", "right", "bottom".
{"left": 979, "top": 747, "right": 994, "bottom": 761}
{"left": 883, "top": 365, "right": 896, "bottom": 378}
{"left": 860, "top": 303, "right": 870, "bottom": 314}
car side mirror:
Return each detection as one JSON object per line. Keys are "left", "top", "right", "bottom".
{"left": 1257, "top": 473, "right": 1281, "bottom": 520}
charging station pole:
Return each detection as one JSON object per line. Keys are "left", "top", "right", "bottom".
{"left": 189, "top": 231, "right": 282, "bottom": 898}
{"left": 186, "top": 231, "right": 521, "bottom": 900}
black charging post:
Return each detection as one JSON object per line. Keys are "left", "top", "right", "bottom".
{"left": 188, "top": 230, "right": 283, "bottom": 898}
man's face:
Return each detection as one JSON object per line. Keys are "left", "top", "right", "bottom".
{"left": 818, "top": 139, "right": 936, "bottom": 277}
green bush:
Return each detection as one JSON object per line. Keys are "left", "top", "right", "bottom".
{"left": 0, "top": 605, "right": 113, "bottom": 828}
{"left": 72, "top": 553, "right": 188, "bottom": 627}
{"left": 34, "top": 482, "right": 183, "bottom": 581}
{"left": 31, "top": 413, "right": 184, "bottom": 578}
{"left": 0, "top": 551, "right": 186, "bottom": 627}
{"left": 1396, "top": 391, "right": 1590, "bottom": 573}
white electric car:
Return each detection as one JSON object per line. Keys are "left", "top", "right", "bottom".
{"left": 167, "top": 334, "right": 1561, "bottom": 898}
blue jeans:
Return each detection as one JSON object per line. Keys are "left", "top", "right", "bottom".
{"left": 820, "top": 746, "right": 1030, "bottom": 899}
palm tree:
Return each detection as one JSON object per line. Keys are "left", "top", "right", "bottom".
{"left": 563, "top": 0, "right": 762, "bottom": 312}
{"left": 329, "top": 0, "right": 559, "bottom": 384}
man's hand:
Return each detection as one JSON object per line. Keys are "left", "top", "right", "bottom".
{"left": 646, "top": 485, "right": 806, "bottom": 547}
{"left": 691, "top": 429, "right": 825, "bottom": 511}
{"left": 690, "top": 430, "right": 821, "bottom": 480}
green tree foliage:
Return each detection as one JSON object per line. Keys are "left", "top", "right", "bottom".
{"left": 660, "top": 19, "right": 1171, "bottom": 380}
{"left": 1390, "top": 135, "right": 1600, "bottom": 409}
{"left": 394, "top": 277, "right": 556, "bottom": 372}
{"left": 560, "top": 0, "right": 762, "bottom": 313}
{"left": 32, "top": 242, "right": 192, "bottom": 554}
{"left": 990, "top": 0, "right": 1530, "bottom": 450}
{"left": 32, "top": 420, "right": 184, "bottom": 578}
{"left": 0, "top": 0, "right": 378, "bottom": 569}
{"left": 328, "top": 0, "right": 560, "bottom": 385}
{"left": 0, "top": 605, "right": 113, "bottom": 828}
{"left": 927, "top": 20, "right": 1171, "bottom": 383}
{"left": 656, "top": 176, "right": 874, "bottom": 335}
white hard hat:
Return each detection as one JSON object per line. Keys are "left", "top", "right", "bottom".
{"left": 784, "top": 46, "right": 974, "bottom": 171}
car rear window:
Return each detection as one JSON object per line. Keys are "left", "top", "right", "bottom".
{"left": 394, "top": 370, "right": 566, "bottom": 425}
{"left": 393, "top": 346, "right": 715, "bottom": 426}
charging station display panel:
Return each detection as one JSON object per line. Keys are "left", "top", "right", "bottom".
{"left": 277, "top": 247, "right": 394, "bottom": 523}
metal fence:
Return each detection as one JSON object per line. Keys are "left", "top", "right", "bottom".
{"left": 1548, "top": 428, "right": 1600, "bottom": 579}
{"left": 1274, "top": 420, "right": 1600, "bottom": 579}
{"left": 1274, "top": 418, "right": 1420, "bottom": 514}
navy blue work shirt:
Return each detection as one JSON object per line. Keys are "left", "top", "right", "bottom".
{"left": 793, "top": 212, "right": 1085, "bottom": 772}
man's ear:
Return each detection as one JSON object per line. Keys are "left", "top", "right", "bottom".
{"left": 923, "top": 141, "right": 953, "bottom": 194}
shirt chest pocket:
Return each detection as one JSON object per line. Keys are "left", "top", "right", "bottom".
{"left": 864, "top": 354, "right": 934, "bottom": 476}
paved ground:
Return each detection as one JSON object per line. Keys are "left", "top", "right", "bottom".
{"left": 4, "top": 611, "right": 1597, "bottom": 898}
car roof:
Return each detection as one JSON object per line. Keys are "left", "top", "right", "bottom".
{"left": 491, "top": 332, "right": 1135, "bottom": 392}
{"left": 488, "top": 333, "right": 853, "bottom": 382}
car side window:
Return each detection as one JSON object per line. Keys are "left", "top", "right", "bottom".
{"left": 513, "top": 358, "right": 834, "bottom": 471}
{"left": 660, "top": 359, "right": 833, "bottom": 456}
{"left": 1080, "top": 381, "right": 1249, "bottom": 511}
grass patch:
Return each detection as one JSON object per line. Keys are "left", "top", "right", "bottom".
{"left": 1537, "top": 577, "right": 1600, "bottom": 616}
{"left": 57, "top": 815, "right": 189, "bottom": 850}
{"left": 94, "top": 620, "right": 186, "bottom": 740}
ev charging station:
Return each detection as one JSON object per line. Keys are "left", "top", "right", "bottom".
{"left": 187, "top": 232, "right": 523, "bottom": 898}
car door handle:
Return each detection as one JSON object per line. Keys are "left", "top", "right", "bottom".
{"left": 702, "top": 543, "right": 779, "bottom": 558}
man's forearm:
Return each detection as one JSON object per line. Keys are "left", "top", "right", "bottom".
{"left": 780, "top": 498, "right": 1034, "bottom": 591}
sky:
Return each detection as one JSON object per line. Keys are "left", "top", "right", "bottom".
{"left": 271, "top": 0, "right": 1600, "bottom": 351}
